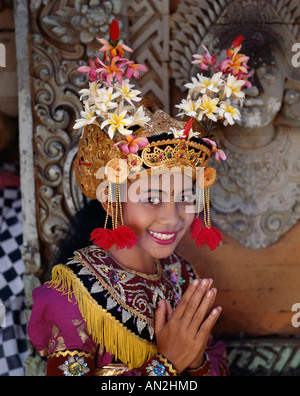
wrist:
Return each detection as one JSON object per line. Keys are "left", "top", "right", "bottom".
{"left": 188, "top": 353, "right": 206, "bottom": 370}
{"left": 186, "top": 354, "right": 212, "bottom": 376}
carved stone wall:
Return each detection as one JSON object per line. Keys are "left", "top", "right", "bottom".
{"left": 170, "top": 0, "right": 300, "bottom": 248}
{"left": 173, "top": 0, "right": 300, "bottom": 340}
{"left": 12, "top": 0, "right": 300, "bottom": 375}
{"left": 20, "top": 0, "right": 171, "bottom": 278}
{"left": 127, "top": 0, "right": 170, "bottom": 112}
{"left": 15, "top": 0, "right": 172, "bottom": 374}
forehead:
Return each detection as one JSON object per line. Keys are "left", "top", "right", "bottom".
{"left": 131, "top": 172, "right": 194, "bottom": 192}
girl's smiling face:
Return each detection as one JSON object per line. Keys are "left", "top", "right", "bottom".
{"left": 122, "top": 172, "right": 196, "bottom": 260}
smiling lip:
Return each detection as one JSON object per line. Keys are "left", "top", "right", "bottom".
{"left": 147, "top": 230, "right": 178, "bottom": 245}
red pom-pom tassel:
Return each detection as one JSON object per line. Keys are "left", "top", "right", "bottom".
{"left": 190, "top": 217, "right": 223, "bottom": 251}
{"left": 90, "top": 226, "right": 138, "bottom": 250}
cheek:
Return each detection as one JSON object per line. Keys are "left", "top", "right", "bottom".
{"left": 122, "top": 202, "right": 151, "bottom": 233}
{"left": 178, "top": 207, "right": 195, "bottom": 230}
{"left": 185, "top": 214, "right": 196, "bottom": 231}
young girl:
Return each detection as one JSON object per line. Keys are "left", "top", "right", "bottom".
{"left": 27, "top": 118, "right": 228, "bottom": 376}
{"left": 27, "top": 19, "right": 234, "bottom": 376}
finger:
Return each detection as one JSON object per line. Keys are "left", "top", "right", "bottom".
{"left": 180, "top": 279, "right": 211, "bottom": 326}
{"left": 206, "top": 278, "right": 213, "bottom": 290}
{"left": 208, "top": 288, "right": 217, "bottom": 311}
{"left": 196, "top": 306, "right": 222, "bottom": 340}
{"left": 196, "top": 278, "right": 213, "bottom": 290}
{"left": 165, "top": 300, "right": 173, "bottom": 321}
{"left": 188, "top": 288, "right": 217, "bottom": 333}
{"left": 155, "top": 300, "right": 169, "bottom": 334}
{"left": 171, "top": 279, "right": 200, "bottom": 320}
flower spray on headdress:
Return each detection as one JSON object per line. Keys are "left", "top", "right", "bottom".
{"left": 176, "top": 36, "right": 252, "bottom": 250}
{"left": 74, "top": 19, "right": 150, "bottom": 250}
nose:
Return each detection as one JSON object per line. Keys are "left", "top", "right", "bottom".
{"left": 158, "top": 201, "right": 182, "bottom": 229}
{"left": 244, "top": 85, "right": 259, "bottom": 97}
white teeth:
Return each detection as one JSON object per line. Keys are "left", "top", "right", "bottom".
{"left": 149, "top": 231, "right": 176, "bottom": 240}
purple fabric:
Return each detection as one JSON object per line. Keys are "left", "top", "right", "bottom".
{"left": 28, "top": 283, "right": 229, "bottom": 376}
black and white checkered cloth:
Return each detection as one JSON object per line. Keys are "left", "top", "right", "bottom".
{"left": 0, "top": 164, "right": 28, "bottom": 376}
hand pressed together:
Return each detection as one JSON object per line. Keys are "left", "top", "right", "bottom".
{"left": 154, "top": 278, "right": 222, "bottom": 374}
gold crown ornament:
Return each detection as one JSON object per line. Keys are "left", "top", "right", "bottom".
{"left": 74, "top": 108, "right": 216, "bottom": 200}
{"left": 73, "top": 20, "right": 250, "bottom": 251}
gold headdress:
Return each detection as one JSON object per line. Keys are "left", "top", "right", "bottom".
{"left": 74, "top": 19, "right": 251, "bottom": 250}
{"left": 75, "top": 109, "right": 214, "bottom": 200}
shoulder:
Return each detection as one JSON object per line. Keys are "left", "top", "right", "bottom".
{"left": 31, "top": 283, "right": 80, "bottom": 320}
{"left": 49, "top": 245, "right": 111, "bottom": 293}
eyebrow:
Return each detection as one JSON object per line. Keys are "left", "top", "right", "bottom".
{"left": 140, "top": 189, "right": 165, "bottom": 195}
{"left": 140, "top": 187, "right": 194, "bottom": 195}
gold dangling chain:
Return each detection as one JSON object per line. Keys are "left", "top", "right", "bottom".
{"left": 115, "top": 182, "right": 124, "bottom": 228}
{"left": 117, "top": 183, "right": 124, "bottom": 226}
{"left": 196, "top": 185, "right": 202, "bottom": 217}
{"left": 104, "top": 181, "right": 124, "bottom": 230}
{"left": 104, "top": 181, "right": 113, "bottom": 230}
{"left": 203, "top": 188, "right": 211, "bottom": 229}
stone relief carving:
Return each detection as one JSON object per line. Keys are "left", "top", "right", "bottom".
{"left": 126, "top": 0, "right": 170, "bottom": 112}
{"left": 170, "top": 0, "right": 300, "bottom": 248}
{"left": 227, "top": 338, "right": 300, "bottom": 376}
{"left": 25, "top": 0, "right": 171, "bottom": 273}
{"left": 28, "top": 0, "right": 123, "bottom": 271}
{"left": 11, "top": 0, "right": 300, "bottom": 376}
{"left": 16, "top": 0, "right": 123, "bottom": 374}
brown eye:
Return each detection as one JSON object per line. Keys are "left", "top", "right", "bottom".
{"left": 148, "top": 196, "right": 161, "bottom": 205}
{"left": 178, "top": 195, "right": 194, "bottom": 204}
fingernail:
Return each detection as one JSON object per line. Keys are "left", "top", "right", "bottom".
{"left": 192, "top": 279, "right": 199, "bottom": 287}
{"left": 201, "top": 279, "right": 208, "bottom": 286}
{"left": 206, "top": 290, "right": 213, "bottom": 298}
{"left": 212, "top": 307, "right": 222, "bottom": 315}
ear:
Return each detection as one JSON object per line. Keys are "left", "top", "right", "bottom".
{"left": 203, "top": 167, "right": 217, "bottom": 189}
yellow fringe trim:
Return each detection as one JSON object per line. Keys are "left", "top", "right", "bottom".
{"left": 47, "top": 264, "right": 158, "bottom": 370}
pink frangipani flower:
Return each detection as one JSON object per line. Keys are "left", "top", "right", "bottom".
{"left": 202, "top": 138, "right": 227, "bottom": 161}
{"left": 96, "top": 56, "right": 126, "bottom": 86}
{"left": 125, "top": 61, "right": 148, "bottom": 80}
{"left": 192, "top": 45, "right": 218, "bottom": 71}
{"left": 114, "top": 135, "right": 149, "bottom": 154}
{"left": 77, "top": 58, "right": 99, "bottom": 82}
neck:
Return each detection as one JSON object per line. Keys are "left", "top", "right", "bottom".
{"left": 109, "top": 246, "right": 157, "bottom": 275}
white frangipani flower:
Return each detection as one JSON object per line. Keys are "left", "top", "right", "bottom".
{"left": 101, "top": 110, "right": 132, "bottom": 139}
{"left": 185, "top": 73, "right": 211, "bottom": 95}
{"left": 223, "top": 74, "right": 246, "bottom": 99}
{"left": 197, "top": 95, "right": 220, "bottom": 122}
{"left": 175, "top": 96, "right": 200, "bottom": 117}
{"left": 219, "top": 101, "right": 241, "bottom": 126}
{"left": 168, "top": 127, "right": 185, "bottom": 139}
{"left": 94, "top": 86, "right": 120, "bottom": 115}
{"left": 206, "top": 71, "right": 223, "bottom": 93}
{"left": 127, "top": 106, "right": 151, "bottom": 127}
{"left": 115, "top": 79, "right": 142, "bottom": 106}
{"left": 73, "top": 102, "right": 98, "bottom": 131}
